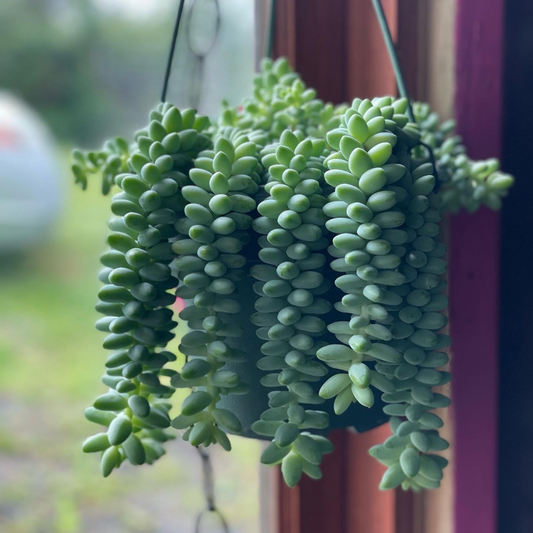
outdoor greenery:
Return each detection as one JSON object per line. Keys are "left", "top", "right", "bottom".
{"left": 0, "top": 0, "right": 172, "bottom": 143}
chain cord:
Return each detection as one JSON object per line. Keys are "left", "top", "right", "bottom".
{"left": 370, "top": 0, "right": 414, "bottom": 122}
{"left": 265, "top": 0, "right": 277, "bottom": 59}
{"left": 161, "top": 0, "right": 187, "bottom": 103}
{"left": 194, "top": 446, "right": 230, "bottom": 533}
{"left": 370, "top": 0, "right": 441, "bottom": 188}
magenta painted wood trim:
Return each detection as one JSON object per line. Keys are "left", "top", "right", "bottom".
{"left": 452, "top": 1, "right": 504, "bottom": 532}
{"left": 449, "top": 210, "right": 500, "bottom": 533}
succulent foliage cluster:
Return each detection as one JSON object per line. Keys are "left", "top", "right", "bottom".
{"left": 73, "top": 58, "right": 512, "bottom": 489}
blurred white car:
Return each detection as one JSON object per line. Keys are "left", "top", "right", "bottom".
{"left": 0, "top": 92, "right": 63, "bottom": 253}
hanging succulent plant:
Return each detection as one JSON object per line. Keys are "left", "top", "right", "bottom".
{"left": 73, "top": 43, "right": 513, "bottom": 490}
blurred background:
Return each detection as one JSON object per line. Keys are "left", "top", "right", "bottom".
{"left": 0, "top": 0, "right": 261, "bottom": 532}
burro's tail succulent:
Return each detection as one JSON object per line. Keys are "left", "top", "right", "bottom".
{"left": 73, "top": 57, "right": 511, "bottom": 490}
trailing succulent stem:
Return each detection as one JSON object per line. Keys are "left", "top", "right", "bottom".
{"left": 318, "top": 96, "right": 450, "bottom": 490}
{"left": 72, "top": 137, "right": 130, "bottom": 195}
{"left": 170, "top": 131, "right": 263, "bottom": 448}
{"left": 74, "top": 57, "right": 511, "bottom": 489}
{"left": 252, "top": 130, "right": 334, "bottom": 484}
{"left": 84, "top": 103, "right": 212, "bottom": 475}
{"left": 413, "top": 102, "right": 513, "bottom": 212}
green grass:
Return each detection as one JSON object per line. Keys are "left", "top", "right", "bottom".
{"left": 0, "top": 155, "right": 260, "bottom": 533}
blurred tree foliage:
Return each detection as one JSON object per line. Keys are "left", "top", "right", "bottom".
{"left": 0, "top": 0, "right": 173, "bottom": 144}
